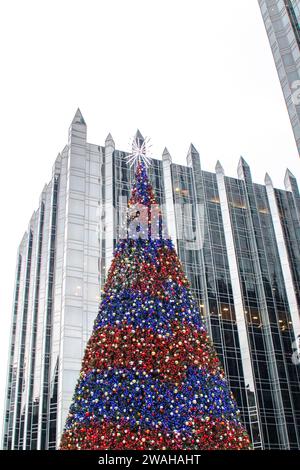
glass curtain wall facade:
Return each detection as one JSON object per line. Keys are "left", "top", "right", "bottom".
{"left": 2, "top": 110, "right": 300, "bottom": 449}
{"left": 258, "top": 0, "right": 300, "bottom": 155}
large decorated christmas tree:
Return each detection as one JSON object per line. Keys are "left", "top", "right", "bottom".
{"left": 60, "top": 135, "right": 251, "bottom": 450}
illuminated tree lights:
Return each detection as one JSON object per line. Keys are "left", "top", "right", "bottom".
{"left": 60, "top": 160, "right": 251, "bottom": 450}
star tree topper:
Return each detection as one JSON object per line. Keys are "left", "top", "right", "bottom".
{"left": 125, "top": 130, "right": 152, "bottom": 168}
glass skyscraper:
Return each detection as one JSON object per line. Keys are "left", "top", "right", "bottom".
{"left": 258, "top": 0, "right": 300, "bottom": 155}
{"left": 3, "top": 110, "right": 300, "bottom": 450}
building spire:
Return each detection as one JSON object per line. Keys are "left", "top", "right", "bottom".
{"left": 105, "top": 133, "right": 115, "bottom": 149}
{"left": 162, "top": 147, "right": 172, "bottom": 163}
{"left": 237, "top": 156, "right": 251, "bottom": 181}
{"left": 71, "top": 108, "right": 86, "bottom": 126}
{"left": 187, "top": 143, "right": 199, "bottom": 158}
{"left": 264, "top": 172, "right": 273, "bottom": 187}
{"left": 186, "top": 143, "right": 200, "bottom": 168}
{"left": 215, "top": 160, "right": 225, "bottom": 176}
{"left": 285, "top": 168, "right": 295, "bottom": 179}
{"left": 135, "top": 129, "right": 144, "bottom": 143}
{"left": 284, "top": 168, "right": 299, "bottom": 194}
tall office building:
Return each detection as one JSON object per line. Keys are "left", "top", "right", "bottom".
{"left": 258, "top": 0, "right": 300, "bottom": 155}
{"left": 3, "top": 110, "right": 300, "bottom": 450}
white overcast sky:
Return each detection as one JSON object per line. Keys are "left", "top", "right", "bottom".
{"left": 0, "top": 0, "right": 299, "bottom": 437}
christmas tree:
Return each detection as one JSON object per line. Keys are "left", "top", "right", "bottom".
{"left": 60, "top": 135, "right": 251, "bottom": 450}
